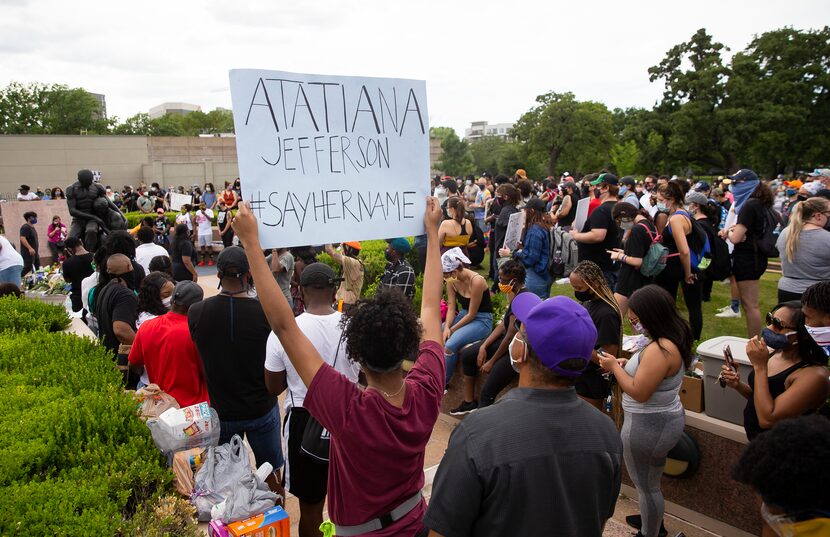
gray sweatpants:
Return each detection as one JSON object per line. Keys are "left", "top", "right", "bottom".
{"left": 621, "top": 409, "right": 685, "bottom": 537}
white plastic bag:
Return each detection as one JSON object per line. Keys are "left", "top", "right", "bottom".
{"left": 192, "top": 435, "right": 253, "bottom": 521}
{"left": 146, "top": 402, "right": 220, "bottom": 454}
{"left": 210, "top": 472, "right": 277, "bottom": 523}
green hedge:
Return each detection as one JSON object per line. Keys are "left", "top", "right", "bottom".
{"left": 0, "top": 296, "right": 70, "bottom": 332}
{"left": 0, "top": 300, "right": 183, "bottom": 535}
{"left": 123, "top": 211, "right": 177, "bottom": 228}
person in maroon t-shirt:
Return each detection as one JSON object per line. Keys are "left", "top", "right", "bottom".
{"left": 231, "top": 197, "right": 445, "bottom": 537}
{"left": 128, "top": 281, "right": 209, "bottom": 407}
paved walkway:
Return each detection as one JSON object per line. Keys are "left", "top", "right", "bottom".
{"left": 193, "top": 271, "right": 721, "bottom": 536}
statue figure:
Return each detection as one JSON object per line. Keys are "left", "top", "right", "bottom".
{"left": 66, "top": 169, "right": 127, "bottom": 251}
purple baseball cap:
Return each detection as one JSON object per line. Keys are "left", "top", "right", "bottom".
{"left": 511, "top": 294, "right": 597, "bottom": 377}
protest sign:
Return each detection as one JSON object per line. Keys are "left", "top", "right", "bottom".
{"left": 503, "top": 210, "right": 525, "bottom": 251}
{"left": 169, "top": 192, "right": 192, "bottom": 212}
{"left": 573, "top": 197, "right": 590, "bottom": 232}
{"left": 229, "top": 69, "right": 430, "bottom": 248}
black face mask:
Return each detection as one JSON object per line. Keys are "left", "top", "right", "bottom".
{"left": 797, "top": 195, "right": 808, "bottom": 202}
{"left": 593, "top": 188, "right": 602, "bottom": 199}
{"left": 384, "top": 250, "right": 395, "bottom": 263}
{"left": 117, "top": 271, "right": 136, "bottom": 291}
{"left": 573, "top": 289, "right": 593, "bottom": 302}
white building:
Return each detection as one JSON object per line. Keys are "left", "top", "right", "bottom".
{"left": 149, "top": 102, "right": 201, "bottom": 119}
{"left": 464, "top": 121, "right": 514, "bottom": 142}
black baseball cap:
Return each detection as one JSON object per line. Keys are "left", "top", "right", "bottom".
{"left": 172, "top": 280, "right": 204, "bottom": 307}
{"left": 526, "top": 198, "right": 547, "bottom": 212}
{"left": 216, "top": 246, "right": 249, "bottom": 276}
{"left": 728, "top": 169, "right": 759, "bottom": 183}
{"left": 300, "top": 262, "right": 342, "bottom": 287}
{"left": 620, "top": 176, "right": 636, "bottom": 188}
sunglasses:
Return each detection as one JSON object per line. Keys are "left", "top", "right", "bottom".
{"left": 766, "top": 312, "right": 795, "bottom": 331}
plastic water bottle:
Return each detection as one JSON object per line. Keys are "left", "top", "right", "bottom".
{"left": 255, "top": 462, "right": 273, "bottom": 482}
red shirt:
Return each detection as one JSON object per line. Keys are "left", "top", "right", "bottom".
{"left": 304, "top": 340, "right": 445, "bottom": 536}
{"left": 587, "top": 197, "right": 602, "bottom": 217}
{"left": 129, "top": 312, "right": 209, "bottom": 407}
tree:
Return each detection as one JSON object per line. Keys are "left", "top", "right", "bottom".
{"left": 112, "top": 113, "right": 153, "bottom": 135}
{"left": 649, "top": 29, "right": 736, "bottom": 173}
{"left": 610, "top": 140, "right": 640, "bottom": 176}
{"left": 0, "top": 81, "right": 109, "bottom": 134}
{"left": 469, "top": 135, "right": 507, "bottom": 175}
{"left": 429, "top": 126, "right": 455, "bottom": 141}
{"left": 511, "top": 92, "right": 614, "bottom": 176}
{"left": 436, "top": 131, "right": 474, "bottom": 176}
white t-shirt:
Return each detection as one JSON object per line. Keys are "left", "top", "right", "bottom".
{"left": 176, "top": 213, "right": 193, "bottom": 232}
{"left": 264, "top": 311, "right": 360, "bottom": 410}
{"left": 135, "top": 243, "right": 170, "bottom": 275}
{"left": 640, "top": 192, "right": 657, "bottom": 218}
{"left": 81, "top": 272, "right": 99, "bottom": 312}
{"left": 195, "top": 209, "right": 214, "bottom": 236}
{"left": 0, "top": 235, "right": 24, "bottom": 270}
{"left": 17, "top": 192, "right": 38, "bottom": 201}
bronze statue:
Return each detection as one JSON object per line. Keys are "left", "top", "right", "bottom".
{"left": 66, "top": 169, "right": 126, "bottom": 251}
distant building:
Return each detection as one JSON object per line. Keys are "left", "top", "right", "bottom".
{"left": 464, "top": 121, "right": 514, "bottom": 142}
{"left": 149, "top": 102, "right": 201, "bottom": 119}
{"left": 89, "top": 93, "right": 107, "bottom": 119}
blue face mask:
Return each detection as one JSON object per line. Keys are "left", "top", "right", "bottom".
{"left": 29, "top": 218, "right": 37, "bottom": 225}
{"left": 786, "top": 188, "right": 797, "bottom": 197}
{"left": 731, "top": 179, "right": 760, "bottom": 212}
{"left": 761, "top": 327, "right": 796, "bottom": 350}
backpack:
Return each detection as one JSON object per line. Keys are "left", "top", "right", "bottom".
{"left": 548, "top": 228, "right": 579, "bottom": 278}
{"left": 755, "top": 207, "right": 781, "bottom": 258}
{"left": 637, "top": 223, "right": 669, "bottom": 277}
{"left": 700, "top": 223, "right": 731, "bottom": 281}
{"left": 662, "top": 211, "right": 712, "bottom": 274}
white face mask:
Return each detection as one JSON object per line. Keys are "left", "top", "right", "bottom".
{"left": 508, "top": 334, "right": 526, "bottom": 373}
{"left": 805, "top": 324, "right": 830, "bottom": 355}
{"left": 162, "top": 296, "right": 172, "bottom": 310}
{"left": 620, "top": 220, "right": 634, "bottom": 231}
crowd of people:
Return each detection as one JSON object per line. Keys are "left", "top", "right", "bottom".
{"left": 1, "top": 166, "right": 829, "bottom": 536}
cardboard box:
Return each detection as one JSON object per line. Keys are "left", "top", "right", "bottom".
{"left": 680, "top": 375, "right": 704, "bottom": 413}
{"left": 208, "top": 519, "right": 231, "bottom": 537}
{"left": 228, "top": 506, "right": 290, "bottom": 537}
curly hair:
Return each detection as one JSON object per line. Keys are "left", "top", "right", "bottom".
{"left": 498, "top": 260, "right": 526, "bottom": 285}
{"left": 802, "top": 281, "right": 830, "bottom": 317}
{"left": 341, "top": 289, "right": 422, "bottom": 372}
{"left": 105, "top": 230, "right": 137, "bottom": 260}
{"left": 148, "top": 255, "right": 173, "bottom": 277}
{"left": 732, "top": 415, "right": 830, "bottom": 512}
{"left": 137, "top": 271, "right": 173, "bottom": 317}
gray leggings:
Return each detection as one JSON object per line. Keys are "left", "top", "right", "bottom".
{"left": 621, "top": 409, "right": 685, "bottom": 537}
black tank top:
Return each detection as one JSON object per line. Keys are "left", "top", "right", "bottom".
{"left": 455, "top": 277, "right": 493, "bottom": 313}
{"left": 744, "top": 359, "right": 812, "bottom": 440}
{"left": 558, "top": 193, "right": 577, "bottom": 226}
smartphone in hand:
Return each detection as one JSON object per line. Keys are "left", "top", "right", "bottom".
{"left": 719, "top": 344, "right": 737, "bottom": 387}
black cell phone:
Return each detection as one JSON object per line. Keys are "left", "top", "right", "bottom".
{"left": 723, "top": 344, "right": 736, "bottom": 372}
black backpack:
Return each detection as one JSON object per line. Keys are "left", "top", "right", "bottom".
{"left": 700, "top": 223, "right": 731, "bottom": 281}
{"left": 755, "top": 207, "right": 781, "bottom": 258}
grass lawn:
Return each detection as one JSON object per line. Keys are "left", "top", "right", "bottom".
{"left": 478, "top": 251, "right": 782, "bottom": 348}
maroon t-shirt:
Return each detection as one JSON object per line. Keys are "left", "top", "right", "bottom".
{"left": 304, "top": 340, "right": 445, "bottom": 536}
{"left": 129, "top": 311, "right": 209, "bottom": 407}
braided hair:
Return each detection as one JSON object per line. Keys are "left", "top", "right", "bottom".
{"left": 572, "top": 260, "right": 623, "bottom": 343}
{"left": 803, "top": 281, "right": 830, "bottom": 317}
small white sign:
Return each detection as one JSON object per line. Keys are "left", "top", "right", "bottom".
{"left": 169, "top": 192, "right": 192, "bottom": 212}
{"left": 503, "top": 210, "right": 525, "bottom": 251}
{"left": 573, "top": 197, "right": 590, "bottom": 232}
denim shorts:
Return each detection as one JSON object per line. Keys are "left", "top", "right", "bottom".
{"left": 219, "top": 404, "right": 284, "bottom": 469}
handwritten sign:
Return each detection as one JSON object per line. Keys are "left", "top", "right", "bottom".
{"left": 503, "top": 210, "right": 525, "bottom": 251}
{"left": 572, "top": 197, "right": 590, "bottom": 232}
{"left": 229, "top": 69, "right": 430, "bottom": 248}
{"left": 169, "top": 192, "right": 192, "bottom": 212}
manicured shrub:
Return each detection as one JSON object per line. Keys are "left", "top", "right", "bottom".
{"left": 0, "top": 301, "right": 185, "bottom": 535}
{"left": 0, "top": 296, "right": 70, "bottom": 333}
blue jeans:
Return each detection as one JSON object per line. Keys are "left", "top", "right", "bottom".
{"left": 444, "top": 310, "right": 493, "bottom": 385}
{"left": 219, "top": 404, "right": 284, "bottom": 470}
{"left": 525, "top": 269, "right": 552, "bottom": 299}
{"left": 0, "top": 265, "right": 23, "bottom": 285}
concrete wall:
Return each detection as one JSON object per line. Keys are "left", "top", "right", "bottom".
{"left": 0, "top": 200, "right": 72, "bottom": 262}
{"left": 0, "top": 135, "right": 149, "bottom": 196}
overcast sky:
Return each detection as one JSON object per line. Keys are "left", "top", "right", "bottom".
{"left": 0, "top": 0, "right": 827, "bottom": 136}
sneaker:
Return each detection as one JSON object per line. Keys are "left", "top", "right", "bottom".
{"left": 197, "top": 261, "right": 205, "bottom": 267}
{"left": 450, "top": 400, "right": 478, "bottom": 416}
{"left": 625, "top": 514, "right": 667, "bottom": 537}
{"left": 715, "top": 308, "right": 741, "bottom": 318}
{"left": 716, "top": 304, "right": 732, "bottom": 313}
{"left": 208, "top": 260, "right": 214, "bottom": 266}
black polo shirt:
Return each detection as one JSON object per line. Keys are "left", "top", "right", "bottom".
{"left": 424, "top": 387, "right": 622, "bottom": 537}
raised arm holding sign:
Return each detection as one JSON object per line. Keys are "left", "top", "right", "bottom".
{"left": 229, "top": 69, "right": 430, "bottom": 248}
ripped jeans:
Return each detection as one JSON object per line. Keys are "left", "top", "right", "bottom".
{"left": 443, "top": 310, "right": 493, "bottom": 385}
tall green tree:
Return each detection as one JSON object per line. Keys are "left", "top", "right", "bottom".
{"left": 469, "top": 135, "right": 507, "bottom": 175}
{"left": 610, "top": 140, "right": 641, "bottom": 176}
{"left": 0, "top": 82, "right": 108, "bottom": 134}
{"left": 436, "top": 131, "right": 474, "bottom": 176}
{"left": 512, "top": 92, "right": 614, "bottom": 176}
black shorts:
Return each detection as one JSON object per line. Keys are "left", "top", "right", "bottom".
{"left": 574, "top": 365, "right": 610, "bottom": 400}
{"left": 732, "top": 250, "right": 767, "bottom": 282}
{"left": 285, "top": 407, "right": 329, "bottom": 504}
